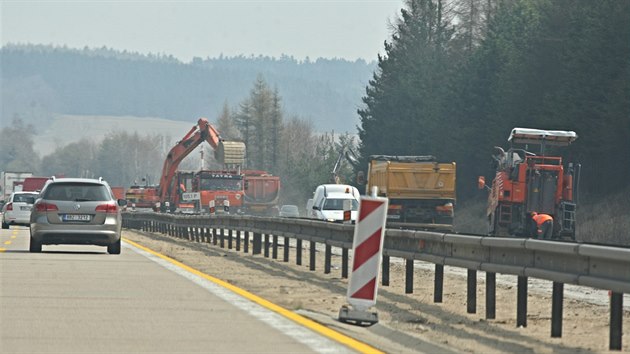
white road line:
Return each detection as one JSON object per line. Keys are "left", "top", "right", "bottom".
{"left": 124, "top": 242, "right": 355, "bottom": 354}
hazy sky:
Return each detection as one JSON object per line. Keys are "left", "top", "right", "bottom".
{"left": 1, "top": 0, "right": 403, "bottom": 62}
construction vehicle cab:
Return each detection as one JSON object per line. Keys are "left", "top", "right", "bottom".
{"left": 482, "top": 128, "right": 580, "bottom": 239}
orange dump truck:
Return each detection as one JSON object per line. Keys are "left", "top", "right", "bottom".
{"left": 242, "top": 170, "right": 280, "bottom": 216}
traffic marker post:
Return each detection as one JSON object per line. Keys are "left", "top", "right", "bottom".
{"left": 209, "top": 200, "right": 216, "bottom": 215}
{"left": 339, "top": 195, "right": 388, "bottom": 326}
{"left": 224, "top": 200, "right": 230, "bottom": 213}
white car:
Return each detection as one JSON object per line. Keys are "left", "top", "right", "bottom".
{"left": 310, "top": 184, "right": 360, "bottom": 222}
{"left": 279, "top": 204, "right": 300, "bottom": 218}
{"left": 2, "top": 191, "right": 39, "bottom": 229}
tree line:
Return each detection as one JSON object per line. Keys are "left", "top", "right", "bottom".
{"left": 0, "top": 44, "right": 374, "bottom": 134}
{"left": 0, "top": 76, "right": 356, "bottom": 207}
{"left": 358, "top": 0, "right": 629, "bottom": 200}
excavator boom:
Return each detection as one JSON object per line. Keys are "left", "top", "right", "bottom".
{"left": 157, "top": 118, "right": 246, "bottom": 207}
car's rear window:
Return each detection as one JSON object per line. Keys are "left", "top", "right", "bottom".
{"left": 13, "top": 194, "right": 36, "bottom": 204}
{"left": 323, "top": 198, "right": 359, "bottom": 211}
{"left": 43, "top": 183, "right": 111, "bottom": 201}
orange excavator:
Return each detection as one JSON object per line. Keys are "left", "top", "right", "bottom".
{"left": 157, "top": 118, "right": 246, "bottom": 213}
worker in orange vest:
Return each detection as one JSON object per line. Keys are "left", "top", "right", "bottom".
{"left": 530, "top": 212, "right": 553, "bottom": 239}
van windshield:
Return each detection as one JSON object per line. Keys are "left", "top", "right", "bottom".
{"left": 322, "top": 198, "right": 359, "bottom": 211}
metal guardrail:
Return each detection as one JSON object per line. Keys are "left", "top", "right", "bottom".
{"left": 122, "top": 212, "right": 628, "bottom": 350}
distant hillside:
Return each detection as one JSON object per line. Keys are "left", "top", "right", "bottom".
{"left": 0, "top": 44, "right": 376, "bottom": 134}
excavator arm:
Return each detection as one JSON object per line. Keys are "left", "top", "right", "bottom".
{"left": 330, "top": 145, "right": 361, "bottom": 184}
{"left": 157, "top": 118, "right": 246, "bottom": 205}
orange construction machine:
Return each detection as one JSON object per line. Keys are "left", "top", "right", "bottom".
{"left": 242, "top": 170, "right": 281, "bottom": 216}
{"left": 157, "top": 118, "right": 246, "bottom": 213}
{"left": 479, "top": 128, "right": 580, "bottom": 239}
{"left": 125, "top": 185, "right": 159, "bottom": 210}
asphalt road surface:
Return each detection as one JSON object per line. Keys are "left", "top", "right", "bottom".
{"left": 0, "top": 226, "right": 371, "bottom": 353}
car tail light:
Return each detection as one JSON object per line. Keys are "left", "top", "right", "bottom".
{"left": 5, "top": 203, "right": 13, "bottom": 211}
{"left": 436, "top": 202, "right": 454, "bottom": 216}
{"left": 95, "top": 203, "right": 118, "bottom": 213}
{"left": 35, "top": 202, "right": 58, "bottom": 212}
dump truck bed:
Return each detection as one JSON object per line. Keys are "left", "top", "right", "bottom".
{"left": 367, "top": 159, "right": 456, "bottom": 200}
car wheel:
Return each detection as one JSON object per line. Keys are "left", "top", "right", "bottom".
{"left": 29, "top": 237, "right": 42, "bottom": 252}
{"left": 1, "top": 220, "right": 8, "bottom": 229}
{"left": 108, "top": 238, "right": 121, "bottom": 255}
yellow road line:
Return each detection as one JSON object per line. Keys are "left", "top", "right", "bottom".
{"left": 11, "top": 236, "right": 16, "bottom": 239}
{"left": 3, "top": 241, "right": 11, "bottom": 245}
{"left": 0, "top": 247, "right": 5, "bottom": 252}
{"left": 123, "top": 238, "right": 383, "bottom": 354}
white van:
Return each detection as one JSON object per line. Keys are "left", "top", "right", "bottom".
{"left": 310, "top": 184, "right": 360, "bottom": 222}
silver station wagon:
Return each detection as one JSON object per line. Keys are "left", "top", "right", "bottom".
{"left": 29, "top": 177, "right": 127, "bottom": 254}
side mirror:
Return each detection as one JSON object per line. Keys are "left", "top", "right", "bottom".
{"left": 118, "top": 199, "right": 128, "bottom": 207}
{"left": 312, "top": 206, "right": 319, "bottom": 211}
{"left": 478, "top": 176, "right": 486, "bottom": 190}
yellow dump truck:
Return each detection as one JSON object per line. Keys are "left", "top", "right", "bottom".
{"left": 366, "top": 155, "right": 456, "bottom": 230}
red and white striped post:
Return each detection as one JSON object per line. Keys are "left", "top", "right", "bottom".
{"left": 209, "top": 200, "right": 216, "bottom": 215}
{"left": 339, "top": 194, "right": 388, "bottom": 325}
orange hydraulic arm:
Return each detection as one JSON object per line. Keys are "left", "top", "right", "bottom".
{"left": 157, "top": 118, "right": 232, "bottom": 203}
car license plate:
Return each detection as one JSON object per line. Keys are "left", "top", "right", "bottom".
{"left": 63, "top": 214, "right": 91, "bottom": 222}
{"left": 21, "top": 206, "right": 31, "bottom": 211}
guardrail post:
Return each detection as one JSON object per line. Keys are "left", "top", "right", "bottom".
{"left": 272, "top": 235, "right": 278, "bottom": 259}
{"left": 243, "top": 231, "right": 249, "bottom": 253}
{"left": 212, "top": 228, "right": 217, "bottom": 245}
{"left": 296, "top": 239, "right": 302, "bottom": 265}
{"left": 220, "top": 228, "right": 225, "bottom": 248}
{"left": 235, "top": 230, "right": 241, "bottom": 251}
{"left": 434, "top": 264, "right": 444, "bottom": 303}
{"left": 283, "top": 236, "right": 290, "bottom": 262}
{"left": 610, "top": 292, "right": 623, "bottom": 350}
{"left": 341, "top": 247, "right": 348, "bottom": 278}
{"left": 264, "top": 234, "right": 270, "bottom": 258}
{"left": 382, "top": 255, "right": 390, "bottom": 286}
{"left": 551, "top": 282, "right": 564, "bottom": 338}
{"left": 405, "top": 259, "right": 414, "bottom": 294}
{"left": 324, "top": 244, "right": 331, "bottom": 274}
{"left": 467, "top": 269, "right": 477, "bottom": 314}
{"left": 228, "top": 229, "right": 233, "bottom": 249}
{"left": 252, "top": 232, "right": 262, "bottom": 255}
{"left": 517, "top": 276, "right": 528, "bottom": 327}
{"left": 309, "top": 241, "right": 316, "bottom": 271}
{"left": 486, "top": 272, "right": 496, "bottom": 319}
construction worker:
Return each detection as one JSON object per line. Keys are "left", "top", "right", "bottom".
{"left": 530, "top": 212, "right": 553, "bottom": 239}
